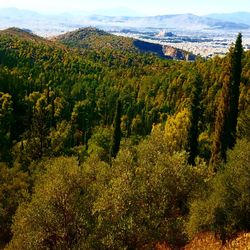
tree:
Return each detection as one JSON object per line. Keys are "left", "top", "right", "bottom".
{"left": 164, "top": 108, "right": 191, "bottom": 153}
{"left": 110, "top": 99, "right": 122, "bottom": 158}
{"left": 0, "top": 163, "right": 29, "bottom": 246}
{"left": 0, "top": 92, "right": 13, "bottom": 162}
{"left": 8, "top": 157, "right": 93, "bottom": 250}
{"left": 87, "top": 126, "right": 112, "bottom": 162}
{"left": 228, "top": 33, "right": 243, "bottom": 149}
{"left": 187, "top": 74, "right": 202, "bottom": 165}
{"left": 94, "top": 133, "right": 207, "bottom": 249}
{"left": 187, "top": 140, "right": 250, "bottom": 241}
{"left": 22, "top": 92, "right": 52, "bottom": 161}
{"left": 210, "top": 71, "right": 231, "bottom": 167}
{"left": 210, "top": 34, "right": 243, "bottom": 167}
{"left": 71, "top": 100, "right": 93, "bottom": 146}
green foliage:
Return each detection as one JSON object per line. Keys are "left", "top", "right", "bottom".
{"left": 187, "top": 73, "right": 202, "bottom": 165}
{"left": 87, "top": 126, "right": 112, "bottom": 162}
{"left": 238, "top": 71, "right": 250, "bottom": 140}
{"left": 0, "top": 163, "right": 29, "bottom": 244}
{"left": 210, "top": 69, "right": 231, "bottom": 166}
{"left": 8, "top": 157, "right": 93, "bottom": 250}
{"left": 110, "top": 99, "right": 122, "bottom": 158}
{"left": 0, "top": 29, "right": 249, "bottom": 166}
{"left": 228, "top": 33, "right": 243, "bottom": 149}
{"left": 0, "top": 92, "right": 13, "bottom": 162}
{"left": 49, "top": 120, "right": 72, "bottom": 155}
{"left": 211, "top": 34, "right": 243, "bottom": 167}
{"left": 187, "top": 139, "right": 250, "bottom": 240}
{"left": 163, "top": 108, "right": 191, "bottom": 153}
{"left": 0, "top": 29, "right": 249, "bottom": 249}
{"left": 93, "top": 132, "right": 207, "bottom": 249}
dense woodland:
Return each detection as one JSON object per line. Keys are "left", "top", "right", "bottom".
{"left": 0, "top": 27, "right": 249, "bottom": 249}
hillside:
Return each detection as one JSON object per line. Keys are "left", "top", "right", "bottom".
{"left": 55, "top": 27, "right": 195, "bottom": 60}
{"left": 55, "top": 27, "right": 137, "bottom": 52}
{"left": 0, "top": 28, "right": 249, "bottom": 249}
{"left": 0, "top": 27, "right": 47, "bottom": 43}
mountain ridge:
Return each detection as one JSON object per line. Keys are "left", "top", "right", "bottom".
{"left": 206, "top": 12, "right": 250, "bottom": 25}
{"left": 0, "top": 8, "right": 250, "bottom": 36}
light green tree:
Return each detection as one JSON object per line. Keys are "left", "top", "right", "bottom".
{"left": 164, "top": 108, "right": 191, "bottom": 153}
{"left": 8, "top": 157, "right": 93, "bottom": 250}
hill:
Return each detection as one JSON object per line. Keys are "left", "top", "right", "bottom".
{"left": 55, "top": 27, "right": 195, "bottom": 60}
{"left": 0, "top": 27, "right": 49, "bottom": 43}
{"left": 55, "top": 27, "right": 136, "bottom": 52}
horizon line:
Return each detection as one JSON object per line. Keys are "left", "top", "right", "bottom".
{"left": 0, "top": 6, "right": 250, "bottom": 17}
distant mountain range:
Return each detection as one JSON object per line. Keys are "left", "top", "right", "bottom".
{"left": 206, "top": 12, "right": 250, "bottom": 26}
{"left": 0, "top": 8, "right": 250, "bottom": 36}
{"left": 86, "top": 14, "right": 250, "bottom": 30}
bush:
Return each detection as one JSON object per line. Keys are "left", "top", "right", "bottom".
{"left": 186, "top": 139, "right": 250, "bottom": 240}
{"left": 93, "top": 131, "right": 207, "bottom": 249}
{"left": 7, "top": 157, "right": 93, "bottom": 250}
{"left": 0, "top": 163, "right": 29, "bottom": 246}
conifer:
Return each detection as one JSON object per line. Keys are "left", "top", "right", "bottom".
{"left": 188, "top": 74, "right": 202, "bottom": 165}
{"left": 210, "top": 33, "right": 243, "bottom": 168}
{"left": 110, "top": 99, "right": 122, "bottom": 158}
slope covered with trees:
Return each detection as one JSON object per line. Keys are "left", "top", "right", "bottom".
{"left": 0, "top": 28, "right": 249, "bottom": 249}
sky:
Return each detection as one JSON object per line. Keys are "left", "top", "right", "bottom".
{"left": 0, "top": 0, "right": 250, "bottom": 16}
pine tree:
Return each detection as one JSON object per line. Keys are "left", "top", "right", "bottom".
{"left": 187, "top": 74, "right": 202, "bottom": 165}
{"left": 210, "top": 33, "right": 243, "bottom": 168}
{"left": 210, "top": 71, "right": 231, "bottom": 167}
{"left": 0, "top": 92, "right": 13, "bottom": 162}
{"left": 110, "top": 99, "right": 122, "bottom": 158}
{"left": 228, "top": 33, "right": 243, "bottom": 149}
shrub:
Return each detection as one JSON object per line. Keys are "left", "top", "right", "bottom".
{"left": 187, "top": 139, "right": 250, "bottom": 240}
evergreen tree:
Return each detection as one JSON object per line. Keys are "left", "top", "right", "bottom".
{"left": 110, "top": 99, "right": 122, "bottom": 158}
{"left": 187, "top": 74, "right": 202, "bottom": 165}
{"left": 210, "top": 33, "right": 243, "bottom": 167}
{"left": 0, "top": 92, "right": 13, "bottom": 163}
{"left": 210, "top": 71, "right": 231, "bottom": 167}
{"left": 228, "top": 33, "right": 243, "bottom": 149}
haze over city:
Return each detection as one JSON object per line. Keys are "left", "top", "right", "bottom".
{"left": 0, "top": 0, "right": 250, "bottom": 15}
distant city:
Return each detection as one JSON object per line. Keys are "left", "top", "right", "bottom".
{"left": 1, "top": 8, "right": 250, "bottom": 58}
{"left": 113, "top": 29, "right": 250, "bottom": 58}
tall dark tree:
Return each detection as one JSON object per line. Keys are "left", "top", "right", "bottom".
{"left": 0, "top": 92, "right": 13, "bottom": 163}
{"left": 187, "top": 73, "right": 202, "bottom": 165}
{"left": 110, "top": 99, "right": 122, "bottom": 158}
{"left": 228, "top": 33, "right": 243, "bottom": 149}
{"left": 210, "top": 71, "right": 231, "bottom": 167}
{"left": 210, "top": 33, "right": 243, "bottom": 168}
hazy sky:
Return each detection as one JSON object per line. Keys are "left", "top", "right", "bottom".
{"left": 0, "top": 0, "right": 250, "bottom": 15}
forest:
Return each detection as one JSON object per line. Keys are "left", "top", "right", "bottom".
{"left": 0, "top": 27, "right": 249, "bottom": 249}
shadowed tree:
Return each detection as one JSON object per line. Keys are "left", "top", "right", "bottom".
{"left": 210, "top": 71, "right": 231, "bottom": 167}
{"left": 0, "top": 92, "right": 13, "bottom": 163}
{"left": 228, "top": 33, "right": 243, "bottom": 149}
{"left": 210, "top": 33, "right": 243, "bottom": 168}
{"left": 110, "top": 99, "right": 122, "bottom": 158}
{"left": 187, "top": 73, "right": 202, "bottom": 165}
